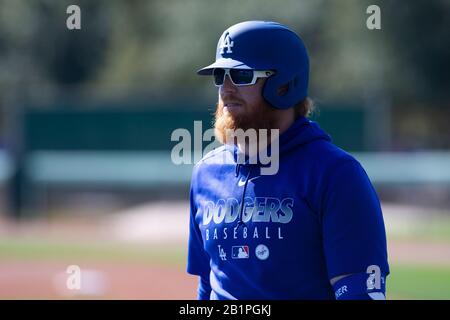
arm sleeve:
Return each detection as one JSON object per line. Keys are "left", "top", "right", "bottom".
{"left": 186, "top": 171, "right": 212, "bottom": 299}
{"left": 322, "top": 160, "right": 390, "bottom": 281}
{"left": 332, "top": 272, "right": 387, "bottom": 300}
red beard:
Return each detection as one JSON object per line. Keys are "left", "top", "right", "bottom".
{"left": 214, "top": 97, "right": 278, "bottom": 145}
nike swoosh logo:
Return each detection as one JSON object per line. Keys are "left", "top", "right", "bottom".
{"left": 249, "top": 176, "right": 261, "bottom": 182}
{"left": 237, "top": 175, "right": 261, "bottom": 187}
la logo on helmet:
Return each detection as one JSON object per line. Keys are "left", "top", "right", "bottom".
{"left": 219, "top": 33, "right": 234, "bottom": 54}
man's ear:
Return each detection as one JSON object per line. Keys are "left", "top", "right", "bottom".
{"left": 277, "top": 84, "right": 289, "bottom": 96}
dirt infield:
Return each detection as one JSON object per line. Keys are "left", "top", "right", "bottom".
{"left": 0, "top": 201, "right": 199, "bottom": 299}
{"left": 388, "top": 240, "right": 450, "bottom": 266}
{"left": 0, "top": 261, "right": 197, "bottom": 299}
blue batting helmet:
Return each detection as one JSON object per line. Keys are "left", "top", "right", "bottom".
{"left": 197, "top": 20, "right": 310, "bottom": 109}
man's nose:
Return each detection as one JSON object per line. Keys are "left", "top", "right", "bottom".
{"left": 220, "top": 75, "right": 237, "bottom": 94}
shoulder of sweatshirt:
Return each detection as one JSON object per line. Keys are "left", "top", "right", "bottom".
{"left": 289, "top": 138, "right": 364, "bottom": 177}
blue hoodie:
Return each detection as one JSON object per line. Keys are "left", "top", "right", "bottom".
{"left": 187, "top": 116, "right": 389, "bottom": 300}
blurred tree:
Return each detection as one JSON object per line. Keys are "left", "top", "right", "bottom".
{"left": 384, "top": 0, "right": 450, "bottom": 103}
{"left": 32, "top": 0, "right": 110, "bottom": 85}
{"left": 0, "top": 0, "right": 448, "bottom": 143}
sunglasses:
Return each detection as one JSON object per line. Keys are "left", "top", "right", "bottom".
{"left": 213, "top": 68, "right": 275, "bottom": 87}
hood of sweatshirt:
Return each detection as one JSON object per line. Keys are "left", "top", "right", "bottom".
{"left": 226, "top": 116, "right": 331, "bottom": 226}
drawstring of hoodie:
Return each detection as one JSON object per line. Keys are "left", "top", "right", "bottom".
{"left": 236, "top": 165, "right": 253, "bottom": 228}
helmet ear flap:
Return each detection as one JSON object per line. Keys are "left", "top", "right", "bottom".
{"left": 277, "top": 83, "right": 289, "bottom": 97}
{"left": 263, "top": 73, "right": 306, "bottom": 109}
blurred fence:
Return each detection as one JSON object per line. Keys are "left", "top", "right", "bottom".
{"left": 11, "top": 150, "right": 450, "bottom": 187}
{"left": 2, "top": 149, "right": 450, "bottom": 216}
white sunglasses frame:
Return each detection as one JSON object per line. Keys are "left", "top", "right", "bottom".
{"left": 213, "top": 68, "right": 275, "bottom": 87}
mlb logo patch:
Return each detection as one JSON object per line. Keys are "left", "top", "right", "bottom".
{"left": 232, "top": 246, "right": 249, "bottom": 259}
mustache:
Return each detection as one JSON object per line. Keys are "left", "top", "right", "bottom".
{"left": 220, "top": 94, "right": 245, "bottom": 105}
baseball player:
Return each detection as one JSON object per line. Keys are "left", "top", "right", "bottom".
{"left": 187, "top": 21, "right": 389, "bottom": 300}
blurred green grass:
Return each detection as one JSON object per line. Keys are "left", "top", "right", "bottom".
{"left": 386, "top": 215, "right": 450, "bottom": 243}
{"left": 0, "top": 238, "right": 186, "bottom": 266}
{"left": 388, "top": 264, "right": 450, "bottom": 300}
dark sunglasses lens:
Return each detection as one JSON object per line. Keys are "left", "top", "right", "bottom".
{"left": 213, "top": 69, "right": 226, "bottom": 85}
{"left": 230, "top": 69, "right": 254, "bottom": 84}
